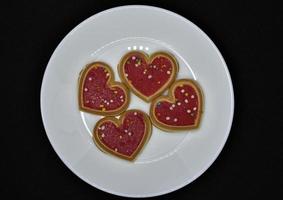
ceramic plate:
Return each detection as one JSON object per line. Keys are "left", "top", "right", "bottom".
{"left": 41, "top": 5, "right": 234, "bottom": 197}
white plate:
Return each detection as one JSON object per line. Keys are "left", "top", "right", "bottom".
{"left": 41, "top": 5, "right": 234, "bottom": 197}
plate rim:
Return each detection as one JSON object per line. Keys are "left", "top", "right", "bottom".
{"left": 40, "top": 5, "right": 234, "bottom": 197}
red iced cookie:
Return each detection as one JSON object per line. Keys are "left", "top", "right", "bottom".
{"left": 79, "top": 62, "right": 130, "bottom": 116}
{"left": 118, "top": 51, "right": 178, "bottom": 102}
{"left": 150, "top": 79, "right": 203, "bottom": 131}
{"left": 93, "top": 110, "right": 152, "bottom": 161}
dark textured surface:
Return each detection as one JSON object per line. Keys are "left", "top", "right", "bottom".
{"left": 1, "top": 0, "right": 283, "bottom": 199}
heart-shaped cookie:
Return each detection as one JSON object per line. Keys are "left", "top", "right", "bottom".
{"left": 79, "top": 62, "right": 130, "bottom": 116}
{"left": 118, "top": 51, "right": 178, "bottom": 102}
{"left": 93, "top": 110, "right": 152, "bottom": 161}
{"left": 150, "top": 79, "right": 203, "bottom": 131}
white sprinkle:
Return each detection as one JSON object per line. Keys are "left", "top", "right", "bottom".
{"left": 174, "top": 118, "right": 178, "bottom": 122}
{"left": 181, "top": 89, "right": 185, "bottom": 93}
{"left": 187, "top": 109, "right": 191, "bottom": 113}
{"left": 143, "top": 71, "right": 146, "bottom": 74}
{"left": 115, "top": 148, "right": 118, "bottom": 152}
{"left": 185, "top": 99, "right": 189, "bottom": 103}
{"left": 193, "top": 107, "right": 197, "bottom": 111}
{"left": 86, "top": 100, "right": 89, "bottom": 103}
{"left": 132, "top": 56, "right": 136, "bottom": 60}
{"left": 84, "top": 88, "right": 88, "bottom": 92}
{"left": 157, "top": 81, "right": 161, "bottom": 84}
{"left": 121, "top": 99, "right": 124, "bottom": 102}
{"left": 191, "top": 95, "right": 195, "bottom": 99}
{"left": 88, "top": 77, "right": 92, "bottom": 81}
{"left": 177, "top": 102, "right": 181, "bottom": 106}
{"left": 169, "top": 107, "right": 173, "bottom": 110}
{"left": 124, "top": 130, "right": 128, "bottom": 133}
{"left": 104, "top": 100, "right": 107, "bottom": 103}
{"left": 120, "top": 95, "right": 123, "bottom": 99}
{"left": 110, "top": 99, "right": 113, "bottom": 103}
{"left": 166, "top": 116, "right": 170, "bottom": 120}
{"left": 135, "top": 64, "right": 139, "bottom": 67}
{"left": 128, "top": 132, "right": 132, "bottom": 136}
{"left": 172, "top": 104, "right": 176, "bottom": 108}
{"left": 153, "top": 65, "right": 156, "bottom": 68}
{"left": 106, "top": 102, "right": 109, "bottom": 105}
{"left": 106, "top": 73, "right": 110, "bottom": 77}
{"left": 134, "top": 112, "right": 137, "bottom": 115}
{"left": 101, "top": 126, "right": 105, "bottom": 130}
{"left": 101, "top": 133, "right": 105, "bottom": 138}
{"left": 167, "top": 71, "right": 171, "bottom": 74}
{"left": 119, "top": 135, "right": 122, "bottom": 139}
{"left": 148, "top": 75, "right": 152, "bottom": 79}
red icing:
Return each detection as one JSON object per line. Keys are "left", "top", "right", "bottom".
{"left": 123, "top": 54, "right": 173, "bottom": 96}
{"left": 82, "top": 66, "right": 126, "bottom": 111}
{"left": 97, "top": 111, "right": 146, "bottom": 156}
{"left": 154, "top": 84, "right": 200, "bottom": 126}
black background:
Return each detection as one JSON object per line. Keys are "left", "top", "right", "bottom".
{"left": 1, "top": 0, "right": 283, "bottom": 199}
